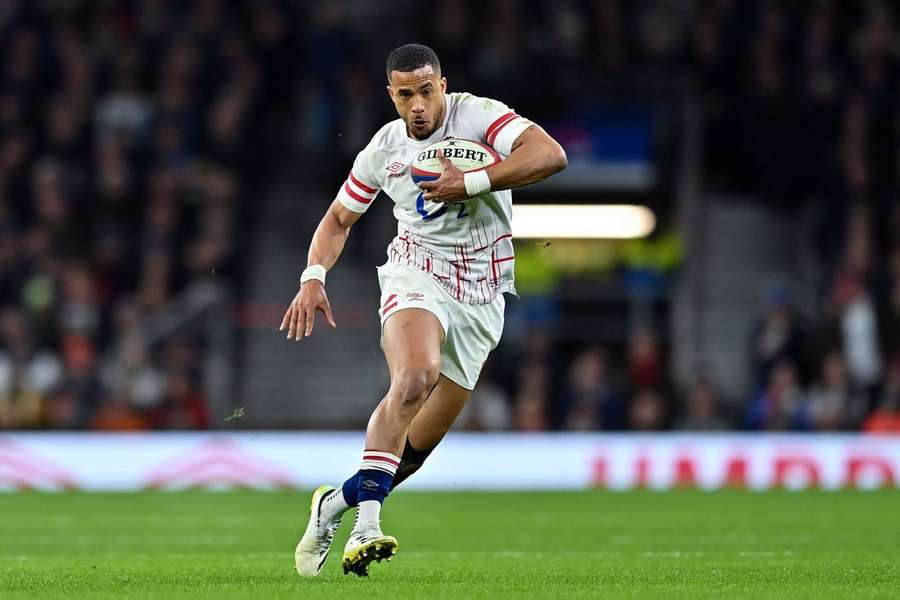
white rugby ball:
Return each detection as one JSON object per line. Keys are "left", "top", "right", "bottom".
{"left": 410, "top": 138, "right": 500, "bottom": 183}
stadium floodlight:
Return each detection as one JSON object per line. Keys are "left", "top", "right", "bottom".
{"left": 512, "top": 204, "right": 656, "bottom": 239}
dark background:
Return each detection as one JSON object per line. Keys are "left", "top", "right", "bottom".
{"left": 0, "top": 0, "right": 898, "bottom": 434}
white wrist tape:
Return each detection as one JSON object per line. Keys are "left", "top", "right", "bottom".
{"left": 464, "top": 169, "right": 491, "bottom": 197}
{"left": 300, "top": 264, "right": 326, "bottom": 286}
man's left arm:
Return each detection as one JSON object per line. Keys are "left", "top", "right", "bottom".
{"left": 482, "top": 124, "right": 567, "bottom": 190}
{"left": 419, "top": 125, "right": 567, "bottom": 203}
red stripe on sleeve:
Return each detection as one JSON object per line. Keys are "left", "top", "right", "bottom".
{"left": 349, "top": 171, "right": 377, "bottom": 194}
{"left": 486, "top": 111, "right": 516, "bottom": 139}
{"left": 343, "top": 181, "right": 372, "bottom": 205}
{"left": 487, "top": 114, "right": 519, "bottom": 145}
{"left": 485, "top": 111, "right": 519, "bottom": 143}
{"left": 380, "top": 301, "right": 398, "bottom": 315}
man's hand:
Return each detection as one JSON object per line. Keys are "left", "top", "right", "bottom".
{"left": 279, "top": 280, "right": 336, "bottom": 341}
{"left": 418, "top": 150, "right": 468, "bottom": 204}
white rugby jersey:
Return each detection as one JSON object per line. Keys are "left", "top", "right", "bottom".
{"left": 335, "top": 92, "right": 533, "bottom": 305}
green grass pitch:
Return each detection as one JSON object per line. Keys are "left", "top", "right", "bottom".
{"left": 1, "top": 490, "right": 898, "bottom": 598}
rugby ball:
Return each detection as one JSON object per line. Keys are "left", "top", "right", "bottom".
{"left": 410, "top": 138, "right": 501, "bottom": 184}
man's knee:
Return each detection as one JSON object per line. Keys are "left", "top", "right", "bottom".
{"left": 390, "top": 361, "right": 441, "bottom": 409}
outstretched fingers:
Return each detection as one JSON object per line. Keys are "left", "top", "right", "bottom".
{"left": 279, "top": 306, "right": 291, "bottom": 332}
{"left": 288, "top": 304, "right": 301, "bottom": 340}
{"left": 319, "top": 299, "right": 336, "bottom": 329}
{"left": 303, "top": 303, "right": 316, "bottom": 338}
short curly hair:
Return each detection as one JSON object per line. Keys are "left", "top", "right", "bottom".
{"left": 386, "top": 44, "right": 441, "bottom": 81}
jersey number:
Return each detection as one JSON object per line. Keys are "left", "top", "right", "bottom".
{"left": 416, "top": 193, "right": 469, "bottom": 221}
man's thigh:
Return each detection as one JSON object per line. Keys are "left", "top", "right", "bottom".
{"left": 381, "top": 307, "right": 444, "bottom": 377}
{"left": 407, "top": 374, "right": 471, "bottom": 449}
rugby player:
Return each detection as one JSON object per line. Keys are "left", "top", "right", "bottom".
{"left": 282, "top": 43, "right": 566, "bottom": 577}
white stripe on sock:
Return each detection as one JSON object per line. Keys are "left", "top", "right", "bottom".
{"left": 360, "top": 451, "right": 400, "bottom": 476}
{"left": 360, "top": 460, "right": 398, "bottom": 475}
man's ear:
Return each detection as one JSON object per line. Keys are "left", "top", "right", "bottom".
{"left": 386, "top": 84, "right": 394, "bottom": 100}
{"left": 440, "top": 77, "right": 447, "bottom": 93}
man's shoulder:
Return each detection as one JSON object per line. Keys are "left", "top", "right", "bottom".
{"left": 448, "top": 92, "right": 506, "bottom": 113}
{"left": 365, "top": 119, "right": 406, "bottom": 151}
{"left": 354, "top": 120, "right": 406, "bottom": 184}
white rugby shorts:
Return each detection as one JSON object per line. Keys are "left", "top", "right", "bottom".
{"left": 376, "top": 262, "right": 505, "bottom": 390}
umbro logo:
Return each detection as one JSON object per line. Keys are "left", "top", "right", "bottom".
{"left": 406, "top": 292, "right": 425, "bottom": 302}
{"left": 386, "top": 162, "right": 406, "bottom": 177}
{"left": 361, "top": 479, "right": 380, "bottom": 491}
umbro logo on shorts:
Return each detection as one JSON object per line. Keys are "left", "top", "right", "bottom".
{"left": 406, "top": 292, "right": 425, "bottom": 302}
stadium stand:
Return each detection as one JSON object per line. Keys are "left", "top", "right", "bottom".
{"left": 1, "top": 1, "right": 898, "bottom": 432}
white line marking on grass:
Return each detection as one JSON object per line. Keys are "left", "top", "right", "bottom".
{"left": 1, "top": 534, "right": 245, "bottom": 547}
{"left": 403, "top": 550, "right": 617, "bottom": 559}
{"left": 640, "top": 551, "right": 706, "bottom": 558}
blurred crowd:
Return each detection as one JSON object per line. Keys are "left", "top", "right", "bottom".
{"left": 461, "top": 272, "right": 900, "bottom": 433}
{"left": 693, "top": 0, "right": 900, "bottom": 433}
{"left": 460, "top": 0, "right": 900, "bottom": 433}
{"left": 3, "top": 0, "right": 899, "bottom": 432}
{"left": 0, "top": 1, "right": 289, "bottom": 429}
{"left": 461, "top": 328, "right": 688, "bottom": 433}
{"left": 745, "top": 279, "right": 900, "bottom": 433}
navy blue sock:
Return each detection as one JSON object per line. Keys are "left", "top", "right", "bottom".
{"left": 340, "top": 450, "right": 400, "bottom": 506}
{"left": 341, "top": 473, "right": 359, "bottom": 506}
{"left": 356, "top": 469, "right": 395, "bottom": 504}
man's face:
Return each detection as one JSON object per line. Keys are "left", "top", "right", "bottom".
{"left": 387, "top": 65, "right": 447, "bottom": 140}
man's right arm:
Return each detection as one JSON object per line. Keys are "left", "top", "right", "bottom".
{"left": 307, "top": 200, "right": 364, "bottom": 271}
{"left": 281, "top": 140, "right": 383, "bottom": 340}
{"left": 280, "top": 200, "right": 363, "bottom": 341}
